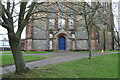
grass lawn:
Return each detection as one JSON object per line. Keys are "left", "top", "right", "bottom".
{"left": 1, "top": 51, "right": 54, "bottom": 54}
{"left": 1, "top": 55, "right": 47, "bottom": 67}
{"left": 1, "top": 50, "right": 119, "bottom": 54}
{"left": 2, "top": 53, "right": 118, "bottom": 78}
{"left": 74, "top": 50, "right": 119, "bottom": 53}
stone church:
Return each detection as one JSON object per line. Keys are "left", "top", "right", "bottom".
{"left": 24, "top": 2, "right": 113, "bottom": 51}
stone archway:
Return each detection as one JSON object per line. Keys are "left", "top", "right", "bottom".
{"left": 54, "top": 29, "right": 72, "bottom": 51}
{"left": 56, "top": 33, "right": 68, "bottom": 51}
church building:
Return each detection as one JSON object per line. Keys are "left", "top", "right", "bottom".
{"left": 24, "top": 2, "right": 113, "bottom": 51}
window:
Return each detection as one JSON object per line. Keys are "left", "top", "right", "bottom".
{"left": 58, "top": 2, "right": 64, "bottom": 12}
{"left": 58, "top": 12, "right": 65, "bottom": 27}
{"left": 58, "top": 2, "right": 65, "bottom": 28}
{"left": 49, "top": 4, "right": 55, "bottom": 28}
{"left": 68, "top": 8, "right": 74, "bottom": 29}
{"left": 50, "top": 4, "right": 54, "bottom": 11}
{"left": 68, "top": 7, "right": 74, "bottom": 15}
{"left": 58, "top": 13, "right": 65, "bottom": 18}
{"left": 49, "top": 4, "right": 55, "bottom": 18}
{"left": 49, "top": 19, "right": 55, "bottom": 28}
{"left": 68, "top": 15, "right": 74, "bottom": 28}
{"left": 58, "top": 18, "right": 65, "bottom": 28}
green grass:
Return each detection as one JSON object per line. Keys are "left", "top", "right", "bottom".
{"left": 1, "top": 50, "right": 119, "bottom": 54}
{"left": 2, "top": 53, "right": 118, "bottom": 78}
{"left": 1, "top": 55, "right": 47, "bottom": 67}
{"left": 75, "top": 50, "right": 119, "bottom": 53}
{"left": 1, "top": 51, "right": 53, "bottom": 54}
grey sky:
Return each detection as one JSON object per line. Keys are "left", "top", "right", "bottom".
{"left": 0, "top": 1, "right": 119, "bottom": 40}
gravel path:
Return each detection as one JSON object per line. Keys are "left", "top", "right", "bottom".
{"left": 0, "top": 52, "right": 119, "bottom": 74}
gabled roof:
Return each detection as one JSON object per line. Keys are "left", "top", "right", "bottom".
{"left": 54, "top": 28, "right": 71, "bottom": 38}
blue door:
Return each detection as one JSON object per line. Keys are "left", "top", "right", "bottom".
{"left": 59, "top": 36, "right": 66, "bottom": 50}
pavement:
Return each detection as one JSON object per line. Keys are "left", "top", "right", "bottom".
{"left": 0, "top": 51, "right": 11, "bottom": 54}
{"left": 0, "top": 52, "right": 119, "bottom": 75}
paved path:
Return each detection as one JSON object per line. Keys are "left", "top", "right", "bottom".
{"left": 0, "top": 52, "right": 119, "bottom": 74}
{"left": 0, "top": 51, "right": 11, "bottom": 54}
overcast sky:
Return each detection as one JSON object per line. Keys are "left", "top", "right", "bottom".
{"left": 0, "top": 1, "right": 119, "bottom": 40}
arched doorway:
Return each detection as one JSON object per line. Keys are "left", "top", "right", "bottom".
{"left": 58, "top": 36, "right": 66, "bottom": 50}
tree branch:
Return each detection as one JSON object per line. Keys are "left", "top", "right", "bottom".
{"left": 17, "top": 2, "right": 36, "bottom": 36}
{"left": 18, "top": 1, "right": 27, "bottom": 28}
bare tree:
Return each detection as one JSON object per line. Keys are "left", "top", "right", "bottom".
{"left": 0, "top": 0, "right": 36, "bottom": 73}
{"left": 66, "top": 2, "right": 103, "bottom": 59}
{"left": 93, "top": 2, "right": 120, "bottom": 49}
{"left": 82, "top": 2, "right": 102, "bottom": 59}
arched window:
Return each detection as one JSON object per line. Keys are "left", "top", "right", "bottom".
{"left": 49, "top": 4, "right": 55, "bottom": 28}
{"left": 58, "top": 2, "right": 65, "bottom": 28}
{"left": 68, "top": 15, "right": 74, "bottom": 29}
{"left": 49, "top": 19, "right": 55, "bottom": 28}
{"left": 49, "top": 4, "right": 55, "bottom": 18}
{"left": 58, "top": 2, "right": 65, "bottom": 12}
{"left": 68, "top": 9, "right": 74, "bottom": 29}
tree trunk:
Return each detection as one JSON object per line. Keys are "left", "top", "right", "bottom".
{"left": 116, "top": 32, "right": 120, "bottom": 47}
{"left": 87, "top": 28, "right": 92, "bottom": 59}
{"left": 109, "top": 2, "right": 115, "bottom": 50}
{"left": 111, "top": 28, "right": 114, "bottom": 50}
{"left": 114, "top": 31, "right": 120, "bottom": 49}
{"left": 100, "top": 28, "right": 105, "bottom": 50}
{"left": 8, "top": 33, "right": 27, "bottom": 74}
